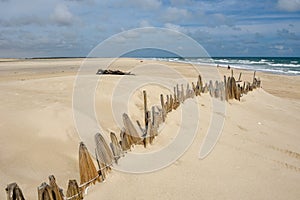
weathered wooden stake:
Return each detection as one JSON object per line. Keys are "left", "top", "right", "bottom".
{"left": 143, "top": 90, "right": 148, "bottom": 129}
{"left": 197, "top": 75, "right": 203, "bottom": 93}
{"left": 214, "top": 81, "right": 219, "bottom": 98}
{"left": 49, "top": 175, "right": 64, "bottom": 200}
{"left": 37, "top": 182, "right": 52, "bottom": 200}
{"left": 166, "top": 95, "right": 170, "bottom": 112}
{"left": 252, "top": 71, "right": 256, "bottom": 85}
{"left": 6, "top": 183, "right": 25, "bottom": 200}
{"left": 169, "top": 95, "right": 174, "bottom": 112}
{"left": 173, "top": 87, "right": 177, "bottom": 102}
{"left": 238, "top": 72, "right": 242, "bottom": 82}
{"left": 160, "top": 94, "right": 166, "bottom": 122}
{"left": 120, "top": 128, "right": 132, "bottom": 151}
{"left": 110, "top": 132, "right": 123, "bottom": 164}
{"left": 176, "top": 84, "right": 180, "bottom": 102}
{"left": 78, "top": 142, "right": 100, "bottom": 191}
{"left": 122, "top": 113, "right": 142, "bottom": 144}
{"left": 224, "top": 76, "right": 228, "bottom": 101}
{"left": 66, "top": 180, "right": 83, "bottom": 200}
{"left": 95, "top": 133, "right": 113, "bottom": 167}
{"left": 208, "top": 80, "right": 214, "bottom": 97}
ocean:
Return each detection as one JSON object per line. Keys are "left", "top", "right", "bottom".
{"left": 152, "top": 57, "right": 300, "bottom": 76}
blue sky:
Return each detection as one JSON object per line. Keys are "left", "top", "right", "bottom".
{"left": 0, "top": 0, "right": 299, "bottom": 57}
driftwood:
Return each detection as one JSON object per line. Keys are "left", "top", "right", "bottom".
{"left": 96, "top": 69, "right": 132, "bottom": 75}
{"left": 66, "top": 180, "right": 83, "bottom": 200}
{"left": 78, "top": 142, "right": 100, "bottom": 191}
{"left": 6, "top": 183, "right": 25, "bottom": 200}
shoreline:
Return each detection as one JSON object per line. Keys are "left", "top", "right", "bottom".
{"left": 1, "top": 57, "right": 300, "bottom": 76}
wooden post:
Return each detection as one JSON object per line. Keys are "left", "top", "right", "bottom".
{"left": 176, "top": 84, "right": 180, "bottom": 102}
{"left": 169, "top": 95, "right": 174, "bottom": 112}
{"left": 6, "top": 183, "right": 25, "bottom": 200}
{"left": 227, "top": 76, "right": 232, "bottom": 99}
{"left": 37, "top": 182, "right": 52, "bottom": 200}
{"left": 238, "top": 72, "right": 242, "bottom": 82}
{"left": 109, "top": 132, "right": 123, "bottom": 164}
{"left": 95, "top": 149, "right": 107, "bottom": 181}
{"left": 224, "top": 76, "right": 228, "bottom": 101}
{"left": 252, "top": 71, "right": 256, "bottom": 85}
{"left": 181, "top": 84, "right": 185, "bottom": 102}
{"left": 220, "top": 82, "right": 225, "bottom": 101}
{"left": 197, "top": 75, "right": 203, "bottom": 94}
{"left": 257, "top": 77, "right": 261, "bottom": 88}
{"left": 192, "top": 82, "right": 197, "bottom": 96}
{"left": 95, "top": 133, "right": 113, "bottom": 167}
{"left": 237, "top": 84, "right": 241, "bottom": 101}
{"left": 122, "top": 113, "right": 142, "bottom": 144}
{"left": 208, "top": 80, "right": 214, "bottom": 97}
{"left": 48, "top": 175, "right": 64, "bottom": 200}
{"left": 173, "top": 87, "right": 177, "bottom": 102}
{"left": 230, "top": 77, "right": 238, "bottom": 100}
{"left": 185, "top": 83, "right": 190, "bottom": 99}
{"left": 214, "top": 81, "right": 219, "bottom": 98}
{"left": 166, "top": 95, "right": 170, "bottom": 112}
{"left": 66, "top": 180, "right": 83, "bottom": 200}
{"left": 143, "top": 90, "right": 148, "bottom": 129}
{"left": 143, "top": 118, "right": 151, "bottom": 148}
{"left": 78, "top": 142, "right": 100, "bottom": 191}
{"left": 231, "top": 69, "right": 233, "bottom": 78}
{"left": 120, "top": 128, "right": 132, "bottom": 152}
{"left": 160, "top": 94, "right": 165, "bottom": 122}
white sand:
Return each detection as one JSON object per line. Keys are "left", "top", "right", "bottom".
{"left": 0, "top": 58, "right": 299, "bottom": 199}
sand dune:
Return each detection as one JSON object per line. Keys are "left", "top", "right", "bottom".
{"left": 0, "top": 58, "right": 299, "bottom": 199}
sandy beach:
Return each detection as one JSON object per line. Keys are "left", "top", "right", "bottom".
{"left": 0, "top": 58, "right": 300, "bottom": 199}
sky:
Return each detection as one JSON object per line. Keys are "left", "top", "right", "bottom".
{"left": 0, "top": 0, "right": 300, "bottom": 58}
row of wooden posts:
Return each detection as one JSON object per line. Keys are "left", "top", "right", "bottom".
{"left": 5, "top": 70, "right": 261, "bottom": 200}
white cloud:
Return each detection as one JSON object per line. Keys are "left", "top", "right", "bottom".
{"left": 162, "top": 7, "right": 190, "bottom": 23}
{"left": 274, "top": 45, "right": 284, "bottom": 50}
{"left": 278, "top": 0, "right": 300, "bottom": 12}
{"left": 169, "top": 0, "right": 194, "bottom": 6}
{"left": 164, "top": 23, "right": 187, "bottom": 33}
{"left": 139, "top": 20, "right": 151, "bottom": 27}
{"left": 125, "top": 0, "right": 161, "bottom": 10}
{"left": 50, "top": 4, "right": 75, "bottom": 26}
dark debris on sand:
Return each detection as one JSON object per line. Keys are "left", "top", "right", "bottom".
{"left": 96, "top": 69, "right": 133, "bottom": 75}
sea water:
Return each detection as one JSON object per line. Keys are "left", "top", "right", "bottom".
{"left": 152, "top": 57, "right": 300, "bottom": 75}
